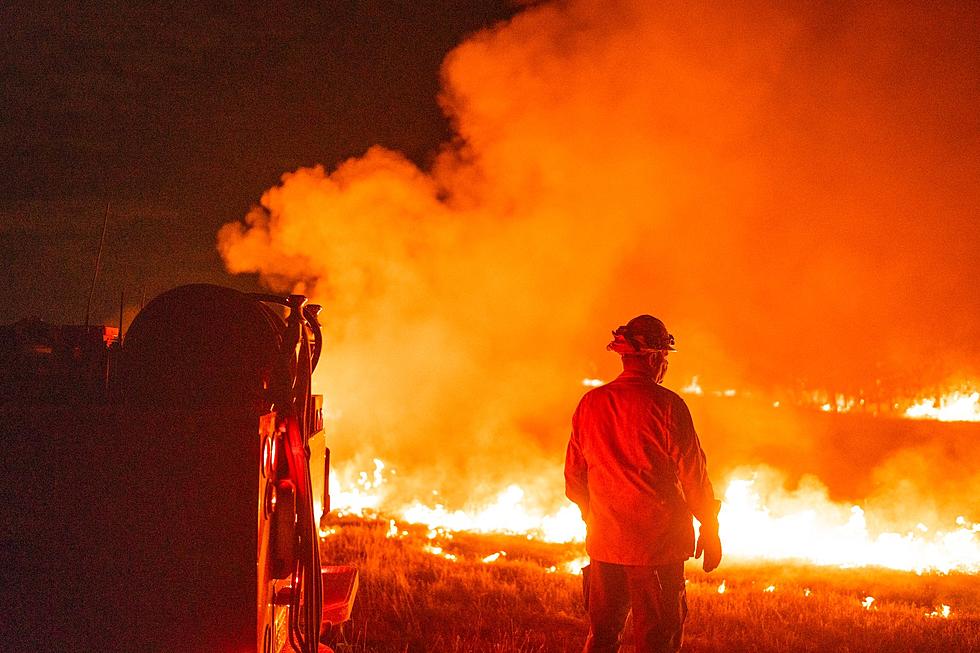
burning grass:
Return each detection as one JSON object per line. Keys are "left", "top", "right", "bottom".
{"left": 319, "top": 517, "right": 979, "bottom": 652}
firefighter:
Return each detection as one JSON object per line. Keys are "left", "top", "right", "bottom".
{"left": 565, "top": 315, "right": 722, "bottom": 653}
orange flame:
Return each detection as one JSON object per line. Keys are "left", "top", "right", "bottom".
{"left": 905, "top": 391, "right": 980, "bottom": 423}
{"left": 325, "top": 460, "right": 979, "bottom": 574}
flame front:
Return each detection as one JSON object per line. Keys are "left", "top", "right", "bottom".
{"left": 327, "top": 460, "right": 979, "bottom": 574}
{"left": 905, "top": 391, "right": 980, "bottom": 423}
{"left": 320, "top": 380, "right": 980, "bottom": 574}
{"left": 718, "top": 475, "right": 979, "bottom": 574}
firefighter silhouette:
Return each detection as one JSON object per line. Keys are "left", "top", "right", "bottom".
{"left": 566, "top": 315, "right": 722, "bottom": 653}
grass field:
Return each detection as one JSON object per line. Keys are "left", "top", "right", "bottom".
{"left": 318, "top": 516, "right": 979, "bottom": 653}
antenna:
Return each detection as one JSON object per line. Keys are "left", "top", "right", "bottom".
{"left": 84, "top": 203, "right": 110, "bottom": 327}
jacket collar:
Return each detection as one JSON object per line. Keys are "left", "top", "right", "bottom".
{"left": 616, "top": 369, "right": 656, "bottom": 382}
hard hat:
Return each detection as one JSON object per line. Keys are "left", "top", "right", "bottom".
{"left": 607, "top": 314, "right": 676, "bottom": 354}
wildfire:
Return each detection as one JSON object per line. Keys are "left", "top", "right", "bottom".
{"left": 399, "top": 484, "right": 586, "bottom": 544}
{"left": 904, "top": 391, "right": 980, "bottom": 422}
{"left": 423, "top": 544, "right": 458, "bottom": 561}
{"left": 331, "top": 458, "right": 389, "bottom": 517}
{"left": 326, "top": 461, "right": 980, "bottom": 574}
{"left": 674, "top": 377, "right": 980, "bottom": 422}
{"left": 564, "top": 556, "right": 590, "bottom": 575}
{"left": 216, "top": 0, "right": 980, "bottom": 598}
{"left": 925, "top": 604, "right": 952, "bottom": 619}
{"left": 386, "top": 519, "right": 408, "bottom": 539}
{"left": 719, "top": 475, "right": 979, "bottom": 574}
{"left": 681, "top": 376, "right": 704, "bottom": 395}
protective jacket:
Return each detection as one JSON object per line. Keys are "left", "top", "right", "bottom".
{"left": 565, "top": 370, "right": 719, "bottom": 565}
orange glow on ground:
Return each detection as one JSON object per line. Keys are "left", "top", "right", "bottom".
{"left": 326, "top": 459, "right": 979, "bottom": 575}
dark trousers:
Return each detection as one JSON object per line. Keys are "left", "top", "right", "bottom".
{"left": 583, "top": 560, "right": 687, "bottom": 653}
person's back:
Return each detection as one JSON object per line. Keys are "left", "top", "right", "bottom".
{"left": 565, "top": 315, "right": 721, "bottom": 653}
{"left": 572, "top": 371, "right": 707, "bottom": 565}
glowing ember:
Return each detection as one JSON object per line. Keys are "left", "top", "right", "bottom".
{"left": 862, "top": 596, "right": 875, "bottom": 610}
{"left": 717, "top": 581, "right": 726, "bottom": 594}
{"left": 905, "top": 391, "right": 980, "bottom": 422}
{"left": 925, "top": 604, "right": 952, "bottom": 619}
{"left": 423, "top": 544, "right": 457, "bottom": 561}
{"left": 681, "top": 376, "right": 703, "bottom": 395}
{"left": 481, "top": 551, "right": 507, "bottom": 563}
{"left": 763, "top": 585, "right": 776, "bottom": 593}
{"left": 426, "top": 527, "right": 453, "bottom": 540}
{"left": 386, "top": 519, "right": 408, "bottom": 539}
{"left": 564, "top": 556, "right": 589, "bottom": 575}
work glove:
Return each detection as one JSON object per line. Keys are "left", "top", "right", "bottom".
{"left": 695, "top": 522, "right": 722, "bottom": 573}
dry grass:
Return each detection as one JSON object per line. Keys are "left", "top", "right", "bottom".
{"left": 319, "top": 517, "right": 979, "bottom": 653}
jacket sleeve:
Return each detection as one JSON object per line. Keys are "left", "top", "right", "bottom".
{"left": 564, "top": 404, "right": 590, "bottom": 518}
{"left": 668, "top": 396, "right": 720, "bottom": 529}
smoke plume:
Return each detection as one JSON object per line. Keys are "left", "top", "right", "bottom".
{"left": 218, "top": 1, "right": 979, "bottom": 511}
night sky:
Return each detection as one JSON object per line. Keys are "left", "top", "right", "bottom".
{"left": 0, "top": 2, "right": 518, "bottom": 324}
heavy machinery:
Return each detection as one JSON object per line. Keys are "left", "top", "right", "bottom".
{"left": 0, "top": 284, "right": 357, "bottom": 653}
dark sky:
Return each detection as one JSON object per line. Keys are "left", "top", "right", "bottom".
{"left": 0, "top": 1, "right": 518, "bottom": 324}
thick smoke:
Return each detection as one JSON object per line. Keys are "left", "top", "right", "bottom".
{"left": 218, "top": 1, "right": 979, "bottom": 512}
